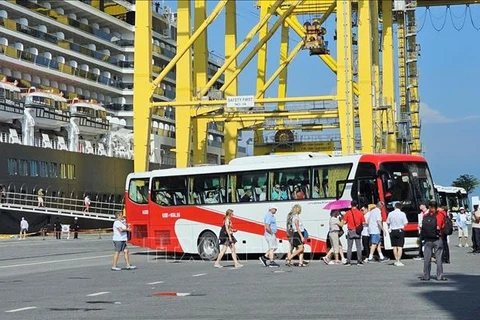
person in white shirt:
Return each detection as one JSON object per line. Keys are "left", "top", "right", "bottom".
{"left": 19, "top": 217, "right": 29, "bottom": 240}
{"left": 84, "top": 195, "right": 91, "bottom": 212}
{"left": 367, "top": 201, "right": 389, "bottom": 262}
{"left": 111, "top": 212, "right": 136, "bottom": 271}
{"left": 387, "top": 202, "right": 409, "bottom": 266}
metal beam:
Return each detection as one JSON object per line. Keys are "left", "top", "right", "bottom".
{"left": 151, "top": 95, "right": 336, "bottom": 108}
{"left": 336, "top": 0, "right": 355, "bottom": 155}
{"left": 221, "top": 0, "right": 303, "bottom": 93}
{"left": 358, "top": 0, "right": 374, "bottom": 153}
{"left": 151, "top": 0, "right": 228, "bottom": 90}
{"left": 381, "top": 0, "right": 397, "bottom": 153}
{"left": 132, "top": 0, "right": 152, "bottom": 173}
{"left": 256, "top": 41, "right": 303, "bottom": 99}
{"left": 199, "top": 0, "right": 284, "bottom": 98}
{"left": 175, "top": 0, "right": 193, "bottom": 168}
{"left": 278, "top": 22, "right": 289, "bottom": 111}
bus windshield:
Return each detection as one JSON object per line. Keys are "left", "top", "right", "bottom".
{"left": 380, "top": 162, "right": 435, "bottom": 221}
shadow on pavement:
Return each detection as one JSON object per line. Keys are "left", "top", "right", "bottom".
{"left": 408, "top": 273, "right": 480, "bottom": 319}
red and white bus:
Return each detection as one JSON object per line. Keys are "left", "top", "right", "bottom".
{"left": 125, "top": 153, "right": 436, "bottom": 260}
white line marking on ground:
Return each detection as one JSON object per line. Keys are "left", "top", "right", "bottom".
{"left": 0, "top": 254, "right": 111, "bottom": 269}
{"left": 86, "top": 292, "right": 110, "bottom": 297}
{"left": 176, "top": 293, "right": 191, "bottom": 297}
{"left": 148, "top": 281, "right": 164, "bottom": 285}
{"left": 192, "top": 273, "right": 206, "bottom": 277}
{"left": 5, "top": 306, "right": 37, "bottom": 313}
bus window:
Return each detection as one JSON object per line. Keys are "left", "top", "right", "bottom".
{"left": 232, "top": 171, "right": 268, "bottom": 203}
{"left": 192, "top": 174, "right": 226, "bottom": 204}
{"left": 313, "top": 164, "right": 352, "bottom": 199}
{"left": 272, "top": 168, "right": 310, "bottom": 200}
{"left": 151, "top": 176, "right": 187, "bottom": 206}
{"left": 128, "top": 178, "right": 149, "bottom": 204}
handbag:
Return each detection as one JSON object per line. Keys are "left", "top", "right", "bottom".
{"left": 351, "top": 210, "right": 363, "bottom": 236}
{"left": 302, "top": 229, "right": 309, "bottom": 239}
{"left": 338, "top": 228, "right": 345, "bottom": 238}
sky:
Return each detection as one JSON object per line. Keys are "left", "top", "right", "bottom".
{"left": 162, "top": 1, "right": 480, "bottom": 195}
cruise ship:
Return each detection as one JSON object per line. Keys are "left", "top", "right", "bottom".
{"left": 0, "top": 0, "right": 245, "bottom": 233}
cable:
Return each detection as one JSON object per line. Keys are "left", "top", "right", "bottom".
{"left": 427, "top": 7, "right": 448, "bottom": 32}
{"left": 468, "top": 5, "right": 480, "bottom": 31}
{"left": 448, "top": 5, "right": 467, "bottom": 31}
{"left": 417, "top": 8, "right": 428, "bottom": 33}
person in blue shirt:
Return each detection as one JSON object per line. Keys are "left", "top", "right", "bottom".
{"left": 271, "top": 184, "right": 288, "bottom": 201}
{"left": 259, "top": 206, "right": 280, "bottom": 267}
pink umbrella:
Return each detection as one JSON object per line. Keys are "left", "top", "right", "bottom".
{"left": 323, "top": 199, "right": 352, "bottom": 210}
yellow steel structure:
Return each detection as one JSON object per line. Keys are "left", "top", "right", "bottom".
{"left": 132, "top": 0, "right": 480, "bottom": 171}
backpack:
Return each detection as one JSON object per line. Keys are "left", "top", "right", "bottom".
{"left": 442, "top": 212, "right": 454, "bottom": 236}
{"left": 421, "top": 214, "right": 438, "bottom": 239}
{"left": 286, "top": 211, "right": 294, "bottom": 237}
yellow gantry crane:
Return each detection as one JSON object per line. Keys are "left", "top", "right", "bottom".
{"left": 133, "top": 0, "right": 480, "bottom": 172}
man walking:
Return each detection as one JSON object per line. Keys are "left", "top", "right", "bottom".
{"left": 19, "top": 217, "right": 29, "bottom": 240}
{"left": 456, "top": 207, "right": 469, "bottom": 247}
{"left": 343, "top": 200, "right": 365, "bottom": 266}
{"left": 420, "top": 201, "right": 447, "bottom": 281}
{"left": 367, "top": 201, "right": 389, "bottom": 262}
{"left": 387, "top": 202, "right": 408, "bottom": 266}
{"left": 259, "top": 206, "right": 280, "bottom": 267}
{"left": 112, "top": 212, "right": 136, "bottom": 271}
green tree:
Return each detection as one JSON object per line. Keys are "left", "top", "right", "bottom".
{"left": 452, "top": 174, "right": 480, "bottom": 194}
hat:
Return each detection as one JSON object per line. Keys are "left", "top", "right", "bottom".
{"left": 269, "top": 205, "right": 278, "bottom": 211}
{"left": 74, "top": 217, "right": 78, "bottom": 220}
{"left": 460, "top": 207, "right": 465, "bottom": 210}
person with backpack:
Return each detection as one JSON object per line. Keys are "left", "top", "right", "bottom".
{"left": 420, "top": 200, "right": 447, "bottom": 281}
{"left": 285, "top": 204, "right": 306, "bottom": 267}
{"left": 438, "top": 207, "right": 451, "bottom": 264}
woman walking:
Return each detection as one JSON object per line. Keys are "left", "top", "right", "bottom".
{"left": 214, "top": 209, "right": 243, "bottom": 268}
{"left": 323, "top": 210, "right": 346, "bottom": 265}
{"left": 286, "top": 204, "right": 306, "bottom": 267}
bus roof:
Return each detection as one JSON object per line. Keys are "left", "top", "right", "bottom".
{"left": 144, "top": 153, "right": 428, "bottom": 178}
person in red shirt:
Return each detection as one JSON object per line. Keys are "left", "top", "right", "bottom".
{"left": 420, "top": 200, "right": 447, "bottom": 281}
{"left": 342, "top": 200, "right": 366, "bottom": 266}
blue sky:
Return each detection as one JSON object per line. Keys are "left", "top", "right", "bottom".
{"left": 162, "top": 2, "right": 480, "bottom": 194}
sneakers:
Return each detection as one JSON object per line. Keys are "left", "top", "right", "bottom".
{"left": 322, "top": 256, "right": 330, "bottom": 265}
{"left": 328, "top": 260, "right": 336, "bottom": 265}
{"left": 111, "top": 267, "right": 121, "bottom": 271}
{"left": 341, "top": 258, "right": 347, "bottom": 264}
{"left": 367, "top": 258, "right": 376, "bottom": 263}
{"left": 126, "top": 265, "right": 137, "bottom": 270}
{"left": 357, "top": 261, "right": 364, "bottom": 266}
{"left": 413, "top": 256, "right": 424, "bottom": 261}
{"left": 214, "top": 264, "right": 223, "bottom": 268}
{"left": 268, "top": 261, "right": 280, "bottom": 267}
{"left": 379, "top": 257, "right": 390, "bottom": 263}
{"left": 234, "top": 264, "right": 243, "bottom": 268}
{"left": 394, "top": 261, "right": 405, "bottom": 267}
{"left": 259, "top": 256, "right": 268, "bottom": 267}
{"left": 465, "top": 244, "right": 469, "bottom": 247}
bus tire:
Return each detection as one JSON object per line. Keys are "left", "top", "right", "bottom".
{"left": 198, "top": 231, "right": 219, "bottom": 261}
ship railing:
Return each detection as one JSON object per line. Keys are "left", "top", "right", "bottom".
{"left": 1, "top": 191, "right": 123, "bottom": 218}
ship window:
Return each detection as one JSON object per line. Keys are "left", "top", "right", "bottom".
{"left": 60, "top": 163, "right": 67, "bottom": 179}
{"left": 29, "top": 160, "right": 39, "bottom": 177}
{"left": 7, "top": 158, "right": 18, "bottom": 176}
{"left": 49, "top": 162, "right": 58, "bottom": 178}
{"left": 18, "top": 159, "right": 29, "bottom": 176}
{"left": 67, "top": 164, "right": 75, "bottom": 179}
{"left": 40, "top": 161, "right": 49, "bottom": 177}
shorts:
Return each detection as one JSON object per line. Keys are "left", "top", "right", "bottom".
{"left": 113, "top": 240, "right": 127, "bottom": 252}
{"left": 291, "top": 232, "right": 303, "bottom": 248}
{"left": 370, "top": 233, "right": 381, "bottom": 245}
{"left": 219, "top": 234, "right": 237, "bottom": 246}
{"left": 458, "top": 227, "right": 469, "bottom": 238}
{"left": 265, "top": 233, "right": 277, "bottom": 250}
{"left": 20, "top": 228, "right": 27, "bottom": 233}
{"left": 390, "top": 229, "right": 405, "bottom": 247}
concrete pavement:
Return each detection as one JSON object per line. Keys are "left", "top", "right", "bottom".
{"left": 0, "top": 234, "right": 478, "bottom": 319}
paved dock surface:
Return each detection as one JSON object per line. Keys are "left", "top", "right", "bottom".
{"left": 0, "top": 234, "right": 478, "bottom": 320}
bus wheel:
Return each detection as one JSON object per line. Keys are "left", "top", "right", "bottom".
{"left": 198, "top": 231, "right": 219, "bottom": 261}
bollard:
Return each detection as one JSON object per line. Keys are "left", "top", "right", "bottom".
{"left": 98, "top": 228, "right": 102, "bottom": 239}
{"left": 42, "top": 228, "right": 45, "bottom": 240}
